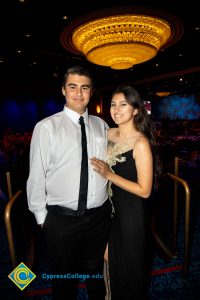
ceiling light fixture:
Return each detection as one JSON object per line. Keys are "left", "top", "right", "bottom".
{"left": 60, "top": 6, "right": 183, "bottom": 70}
{"left": 155, "top": 91, "right": 173, "bottom": 97}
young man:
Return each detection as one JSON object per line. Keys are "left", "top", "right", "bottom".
{"left": 27, "top": 66, "right": 111, "bottom": 299}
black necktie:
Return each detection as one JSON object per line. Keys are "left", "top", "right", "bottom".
{"left": 77, "top": 116, "right": 88, "bottom": 216}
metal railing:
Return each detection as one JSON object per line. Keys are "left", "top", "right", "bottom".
{"left": 152, "top": 157, "right": 191, "bottom": 278}
{"left": 4, "top": 190, "right": 35, "bottom": 269}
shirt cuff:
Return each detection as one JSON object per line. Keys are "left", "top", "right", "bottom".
{"left": 34, "top": 208, "right": 48, "bottom": 225}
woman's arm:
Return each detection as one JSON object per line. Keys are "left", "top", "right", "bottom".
{"left": 90, "top": 137, "right": 153, "bottom": 198}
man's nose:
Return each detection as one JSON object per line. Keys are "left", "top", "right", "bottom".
{"left": 76, "top": 88, "right": 82, "bottom": 96}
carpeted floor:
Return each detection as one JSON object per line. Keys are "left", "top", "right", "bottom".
{"left": 0, "top": 159, "right": 200, "bottom": 299}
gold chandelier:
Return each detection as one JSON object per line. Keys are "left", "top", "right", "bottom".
{"left": 60, "top": 6, "right": 183, "bottom": 70}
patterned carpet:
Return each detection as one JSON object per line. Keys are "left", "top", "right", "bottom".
{"left": 0, "top": 160, "right": 200, "bottom": 299}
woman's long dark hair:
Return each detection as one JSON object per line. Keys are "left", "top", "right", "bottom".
{"left": 112, "top": 85, "right": 162, "bottom": 190}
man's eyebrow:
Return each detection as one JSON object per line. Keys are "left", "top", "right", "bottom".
{"left": 82, "top": 84, "right": 91, "bottom": 88}
{"left": 67, "top": 83, "right": 76, "bottom": 86}
{"left": 67, "top": 83, "right": 91, "bottom": 88}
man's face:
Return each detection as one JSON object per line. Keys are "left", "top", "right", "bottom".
{"left": 62, "top": 74, "right": 92, "bottom": 114}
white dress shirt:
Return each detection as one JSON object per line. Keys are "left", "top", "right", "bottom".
{"left": 27, "top": 106, "right": 109, "bottom": 224}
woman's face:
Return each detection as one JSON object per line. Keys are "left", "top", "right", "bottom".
{"left": 110, "top": 92, "right": 137, "bottom": 125}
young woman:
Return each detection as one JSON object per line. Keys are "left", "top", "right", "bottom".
{"left": 90, "top": 85, "right": 161, "bottom": 300}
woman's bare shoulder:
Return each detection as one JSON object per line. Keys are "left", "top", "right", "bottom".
{"left": 134, "top": 135, "right": 151, "bottom": 153}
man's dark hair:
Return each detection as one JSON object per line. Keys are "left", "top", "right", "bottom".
{"left": 62, "top": 66, "right": 93, "bottom": 89}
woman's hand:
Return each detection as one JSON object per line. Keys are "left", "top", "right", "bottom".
{"left": 90, "top": 157, "right": 111, "bottom": 179}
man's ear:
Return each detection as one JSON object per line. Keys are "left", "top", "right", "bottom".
{"left": 90, "top": 87, "right": 95, "bottom": 98}
{"left": 62, "top": 87, "right": 65, "bottom": 96}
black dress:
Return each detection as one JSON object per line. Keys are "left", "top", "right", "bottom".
{"left": 108, "top": 149, "right": 151, "bottom": 300}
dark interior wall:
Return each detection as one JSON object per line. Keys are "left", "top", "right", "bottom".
{"left": 0, "top": 95, "right": 64, "bottom": 135}
{"left": 1, "top": 92, "right": 200, "bottom": 136}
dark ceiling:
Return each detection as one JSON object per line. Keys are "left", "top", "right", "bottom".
{"left": 0, "top": 0, "right": 200, "bottom": 100}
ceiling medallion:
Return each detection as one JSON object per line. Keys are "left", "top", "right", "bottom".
{"left": 60, "top": 6, "right": 183, "bottom": 70}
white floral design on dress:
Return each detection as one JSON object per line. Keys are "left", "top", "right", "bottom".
{"left": 106, "top": 141, "right": 127, "bottom": 168}
{"left": 106, "top": 141, "right": 131, "bottom": 216}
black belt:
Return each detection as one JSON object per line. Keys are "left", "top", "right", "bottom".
{"left": 46, "top": 200, "right": 108, "bottom": 217}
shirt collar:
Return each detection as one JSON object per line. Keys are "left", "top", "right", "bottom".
{"left": 63, "top": 105, "right": 89, "bottom": 125}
